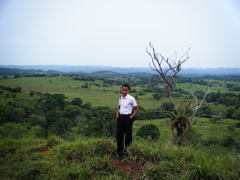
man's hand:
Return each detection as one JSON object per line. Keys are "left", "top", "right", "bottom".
{"left": 116, "top": 107, "right": 120, "bottom": 119}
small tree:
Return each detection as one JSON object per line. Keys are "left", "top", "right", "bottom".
{"left": 146, "top": 42, "right": 209, "bottom": 145}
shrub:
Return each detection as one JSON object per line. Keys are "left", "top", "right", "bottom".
{"left": 0, "top": 138, "right": 20, "bottom": 158}
{"left": 232, "top": 108, "right": 240, "bottom": 120}
{"left": 235, "top": 122, "right": 240, "bottom": 128}
{"left": 225, "top": 106, "right": 236, "bottom": 118}
{"left": 0, "top": 122, "right": 35, "bottom": 138}
{"left": 16, "top": 160, "right": 50, "bottom": 180}
{"left": 0, "top": 106, "right": 26, "bottom": 123}
{"left": 161, "top": 101, "right": 173, "bottom": 111}
{"left": 49, "top": 117, "right": 73, "bottom": 136}
{"left": 63, "top": 105, "right": 82, "bottom": 118}
{"left": 152, "top": 93, "right": 161, "bottom": 100}
{"left": 47, "top": 135, "right": 64, "bottom": 148}
{"left": 0, "top": 85, "right": 21, "bottom": 93}
{"left": 71, "top": 97, "right": 83, "bottom": 106}
{"left": 79, "top": 108, "right": 116, "bottom": 137}
{"left": 81, "top": 83, "right": 89, "bottom": 88}
{"left": 219, "top": 136, "right": 235, "bottom": 147}
{"left": 27, "top": 114, "right": 47, "bottom": 127}
{"left": 136, "top": 124, "right": 160, "bottom": 141}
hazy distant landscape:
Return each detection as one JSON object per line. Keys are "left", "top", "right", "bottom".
{"left": 1, "top": 65, "right": 240, "bottom": 76}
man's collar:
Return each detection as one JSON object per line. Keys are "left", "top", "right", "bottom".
{"left": 121, "top": 94, "right": 129, "bottom": 99}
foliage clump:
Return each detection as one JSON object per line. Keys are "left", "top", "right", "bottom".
{"left": 47, "top": 134, "right": 64, "bottom": 148}
{"left": 136, "top": 124, "right": 160, "bottom": 141}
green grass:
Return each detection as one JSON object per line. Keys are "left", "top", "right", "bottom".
{"left": 1, "top": 134, "right": 239, "bottom": 180}
{"left": 133, "top": 118, "right": 240, "bottom": 144}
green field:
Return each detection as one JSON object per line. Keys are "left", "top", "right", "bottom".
{"left": 2, "top": 76, "right": 239, "bottom": 109}
{"left": 133, "top": 118, "right": 240, "bottom": 144}
{"left": 0, "top": 76, "right": 165, "bottom": 109}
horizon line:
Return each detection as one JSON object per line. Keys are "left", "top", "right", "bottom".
{"left": 1, "top": 65, "right": 240, "bottom": 69}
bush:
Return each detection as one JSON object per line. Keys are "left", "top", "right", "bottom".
{"left": 27, "top": 114, "right": 47, "bottom": 127}
{"left": 47, "top": 135, "right": 64, "bottom": 148}
{"left": 219, "top": 136, "right": 235, "bottom": 147}
{"left": 0, "top": 138, "right": 20, "bottom": 157}
{"left": 161, "top": 101, "right": 173, "bottom": 111}
{"left": 0, "top": 106, "right": 26, "bottom": 123}
{"left": 79, "top": 108, "right": 116, "bottom": 137}
{"left": 136, "top": 124, "right": 160, "bottom": 141}
{"left": 235, "top": 122, "right": 240, "bottom": 128}
{"left": 81, "top": 83, "right": 89, "bottom": 88}
{"left": 71, "top": 97, "right": 83, "bottom": 106}
{"left": 63, "top": 105, "right": 82, "bottom": 118}
{"left": 0, "top": 123, "right": 37, "bottom": 138}
{"left": 152, "top": 93, "right": 161, "bottom": 100}
{"left": 0, "top": 85, "right": 21, "bottom": 93}
{"left": 49, "top": 117, "right": 73, "bottom": 136}
{"left": 232, "top": 108, "right": 240, "bottom": 120}
{"left": 12, "top": 160, "right": 50, "bottom": 180}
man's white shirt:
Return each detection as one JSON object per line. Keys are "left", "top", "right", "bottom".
{"left": 118, "top": 94, "right": 137, "bottom": 115}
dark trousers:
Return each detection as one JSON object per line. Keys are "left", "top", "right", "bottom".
{"left": 116, "top": 114, "right": 134, "bottom": 154}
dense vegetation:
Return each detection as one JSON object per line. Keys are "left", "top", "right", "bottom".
{"left": 0, "top": 72, "right": 240, "bottom": 179}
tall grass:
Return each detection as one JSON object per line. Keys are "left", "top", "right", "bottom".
{"left": 1, "top": 135, "right": 239, "bottom": 179}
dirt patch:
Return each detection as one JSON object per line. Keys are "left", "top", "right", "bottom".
{"left": 113, "top": 160, "right": 141, "bottom": 173}
{"left": 40, "top": 150, "right": 50, "bottom": 154}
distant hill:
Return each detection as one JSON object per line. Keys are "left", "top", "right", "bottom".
{"left": 0, "top": 65, "right": 151, "bottom": 74}
{"left": 179, "top": 68, "right": 240, "bottom": 76}
{"left": 89, "top": 71, "right": 122, "bottom": 78}
{"left": 0, "top": 67, "right": 60, "bottom": 77}
{"left": 0, "top": 65, "right": 240, "bottom": 76}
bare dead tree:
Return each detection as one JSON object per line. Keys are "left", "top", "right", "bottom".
{"left": 146, "top": 42, "right": 209, "bottom": 145}
{"left": 146, "top": 42, "right": 190, "bottom": 112}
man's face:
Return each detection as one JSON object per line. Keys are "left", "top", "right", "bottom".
{"left": 121, "top": 86, "right": 129, "bottom": 97}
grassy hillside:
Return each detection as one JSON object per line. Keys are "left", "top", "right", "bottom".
{"left": 1, "top": 135, "right": 239, "bottom": 180}
{"left": 0, "top": 75, "right": 240, "bottom": 179}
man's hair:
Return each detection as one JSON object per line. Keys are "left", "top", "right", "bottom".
{"left": 121, "top": 83, "right": 130, "bottom": 90}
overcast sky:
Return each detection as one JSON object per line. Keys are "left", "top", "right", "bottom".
{"left": 0, "top": 0, "right": 240, "bottom": 68}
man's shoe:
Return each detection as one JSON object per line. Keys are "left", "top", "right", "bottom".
{"left": 116, "top": 154, "right": 123, "bottom": 160}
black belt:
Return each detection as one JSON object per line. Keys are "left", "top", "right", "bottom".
{"left": 119, "top": 114, "right": 131, "bottom": 116}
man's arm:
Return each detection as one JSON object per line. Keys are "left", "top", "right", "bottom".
{"left": 116, "top": 106, "right": 120, "bottom": 119}
{"left": 129, "top": 106, "right": 139, "bottom": 119}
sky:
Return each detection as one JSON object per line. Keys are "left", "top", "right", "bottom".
{"left": 0, "top": 0, "right": 240, "bottom": 68}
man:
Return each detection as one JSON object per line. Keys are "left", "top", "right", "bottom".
{"left": 116, "top": 83, "right": 139, "bottom": 159}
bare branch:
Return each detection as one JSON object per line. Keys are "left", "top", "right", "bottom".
{"left": 190, "top": 89, "right": 210, "bottom": 126}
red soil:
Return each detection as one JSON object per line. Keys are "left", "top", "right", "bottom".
{"left": 113, "top": 159, "right": 141, "bottom": 172}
